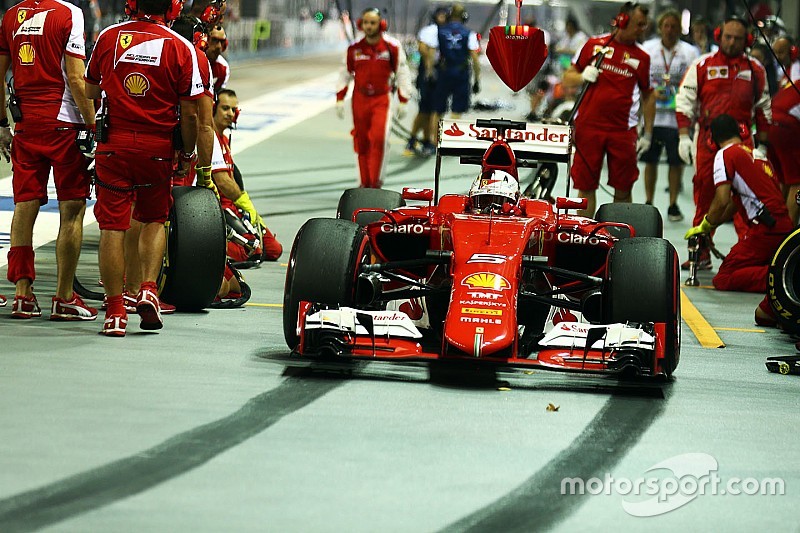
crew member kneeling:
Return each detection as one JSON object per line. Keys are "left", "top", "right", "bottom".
{"left": 85, "top": 0, "right": 205, "bottom": 337}
{"left": 684, "top": 114, "right": 792, "bottom": 324}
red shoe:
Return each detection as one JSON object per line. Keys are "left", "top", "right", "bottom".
{"left": 102, "top": 312, "right": 128, "bottom": 337}
{"left": 51, "top": 293, "right": 98, "bottom": 321}
{"left": 11, "top": 294, "right": 42, "bottom": 319}
{"left": 136, "top": 283, "right": 163, "bottom": 330}
{"left": 160, "top": 300, "right": 176, "bottom": 314}
{"left": 755, "top": 298, "right": 778, "bottom": 327}
{"left": 0, "top": 294, "right": 6, "bottom": 307}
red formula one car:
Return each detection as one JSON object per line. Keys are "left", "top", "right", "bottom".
{"left": 283, "top": 118, "right": 681, "bottom": 378}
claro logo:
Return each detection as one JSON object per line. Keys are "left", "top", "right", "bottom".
{"left": 552, "top": 232, "right": 604, "bottom": 246}
{"left": 380, "top": 224, "right": 428, "bottom": 235}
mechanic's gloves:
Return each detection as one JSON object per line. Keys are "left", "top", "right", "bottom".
{"left": 472, "top": 79, "right": 481, "bottom": 94}
{"left": 395, "top": 102, "right": 407, "bottom": 120}
{"left": 636, "top": 132, "right": 652, "bottom": 158}
{"left": 234, "top": 191, "right": 260, "bottom": 226}
{"left": 75, "top": 124, "right": 96, "bottom": 158}
{"left": 753, "top": 144, "right": 768, "bottom": 161}
{"left": 684, "top": 215, "right": 716, "bottom": 240}
{"left": 195, "top": 165, "right": 219, "bottom": 198}
{"left": 581, "top": 65, "right": 600, "bottom": 84}
{"left": 678, "top": 134, "right": 693, "bottom": 165}
{"left": 335, "top": 100, "right": 345, "bottom": 120}
{"left": 0, "top": 124, "right": 12, "bottom": 163}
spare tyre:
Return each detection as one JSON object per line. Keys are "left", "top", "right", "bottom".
{"left": 336, "top": 188, "right": 405, "bottom": 226}
{"left": 768, "top": 227, "right": 800, "bottom": 333}
{"left": 159, "top": 186, "right": 227, "bottom": 311}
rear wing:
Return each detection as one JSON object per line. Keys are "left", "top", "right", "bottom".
{"left": 433, "top": 118, "right": 572, "bottom": 202}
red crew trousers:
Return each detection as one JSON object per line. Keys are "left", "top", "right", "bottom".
{"left": 713, "top": 223, "right": 790, "bottom": 293}
{"left": 351, "top": 92, "right": 391, "bottom": 188}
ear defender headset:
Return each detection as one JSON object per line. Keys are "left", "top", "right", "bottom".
{"left": 213, "top": 92, "right": 240, "bottom": 125}
{"left": 124, "top": 0, "right": 184, "bottom": 21}
{"left": 192, "top": 22, "right": 208, "bottom": 51}
{"left": 356, "top": 7, "right": 388, "bottom": 32}
{"left": 611, "top": 2, "right": 637, "bottom": 30}
{"left": 713, "top": 16, "right": 755, "bottom": 47}
{"left": 706, "top": 121, "right": 752, "bottom": 151}
{"left": 200, "top": 0, "right": 225, "bottom": 25}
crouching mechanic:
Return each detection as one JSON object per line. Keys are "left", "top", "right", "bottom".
{"left": 85, "top": 0, "right": 206, "bottom": 337}
{"left": 0, "top": 0, "right": 97, "bottom": 320}
{"left": 211, "top": 89, "right": 282, "bottom": 274}
{"left": 684, "top": 114, "right": 792, "bottom": 325}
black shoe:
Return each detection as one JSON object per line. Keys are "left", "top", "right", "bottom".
{"left": 667, "top": 204, "right": 684, "bottom": 222}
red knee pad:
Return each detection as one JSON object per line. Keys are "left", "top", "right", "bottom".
{"left": 7, "top": 246, "right": 35, "bottom": 284}
{"left": 223, "top": 263, "right": 235, "bottom": 281}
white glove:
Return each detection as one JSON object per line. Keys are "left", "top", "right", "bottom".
{"left": 678, "top": 134, "right": 694, "bottom": 165}
{"left": 581, "top": 65, "right": 600, "bottom": 84}
{"left": 335, "top": 100, "right": 345, "bottom": 120}
{"left": 636, "top": 132, "right": 652, "bottom": 158}
{"left": 753, "top": 144, "right": 768, "bottom": 160}
{"left": 395, "top": 102, "right": 407, "bottom": 120}
{"left": 0, "top": 126, "right": 12, "bottom": 163}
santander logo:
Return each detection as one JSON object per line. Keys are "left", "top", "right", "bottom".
{"left": 444, "top": 123, "right": 465, "bottom": 136}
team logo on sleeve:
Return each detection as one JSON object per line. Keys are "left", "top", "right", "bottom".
{"left": 13, "top": 9, "right": 52, "bottom": 37}
{"left": 114, "top": 31, "right": 166, "bottom": 68}
{"left": 18, "top": 42, "right": 35, "bottom": 65}
{"left": 124, "top": 72, "right": 150, "bottom": 97}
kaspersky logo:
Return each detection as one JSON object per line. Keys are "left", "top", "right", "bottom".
{"left": 461, "top": 272, "right": 510, "bottom": 291}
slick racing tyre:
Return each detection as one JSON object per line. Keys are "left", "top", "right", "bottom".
{"left": 283, "top": 218, "right": 370, "bottom": 349}
{"left": 768, "top": 227, "right": 800, "bottom": 334}
{"left": 336, "top": 188, "right": 405, "bottom": 226}
{"left": 595, "top": 203, "right": 663, "bottom": 238}
{"left": 159, "top": 186, "right": 227, "bottom": 311}
{"left": 604, "top": 237, "right": 680, "bottom": 376}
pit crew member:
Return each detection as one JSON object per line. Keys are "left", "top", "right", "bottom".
{"left": 767, "top": 62, "right": 800, "bottom": 223}
{"left": 211, "top": 89, "right": 282, "bottom": 264}
{"left": 562, "top": 1, "right": 655, "bottom": 217}
{"left": 336, "top": 7, "right": 413, "bottom": 188}
{"left": 684, "top": 114, "right": 791, "bottom": 324}
{"left": 675, "top": 16, "right": 771, "bottom": 270}
{"left": 85, "top": 0, "right": 205, "bottom": 336}
{"left": 0, "top": 0, "right": 97, "bottom": 320}
{"left": 207, "top": 24, "right": 229, "bottom": 94}
{"left": 639, "top": 9, "right": 699, "bottom": 221}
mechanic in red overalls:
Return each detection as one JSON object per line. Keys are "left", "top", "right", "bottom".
{"left": 563, "top": 1, "right": 656, "bottom": 218}
{"left": 0, "top": 0, "right": 97, "bottom": 320}
{"left": 684, "top": 114, "right": 791, "bottom": 325}
{"left": 85, "top": 0, "right": 207, "bottom": 336}
{"left": 767, "top": 73, "right": 800, "bottom": 224}
{"left": 210, "top": 89, "right": 282, "bottom": 265}
{"left": 675, "top": 16, "right": 771, "bottom": 270}
{"left": 336, "top": 7, "right": 413, "bottom": 188}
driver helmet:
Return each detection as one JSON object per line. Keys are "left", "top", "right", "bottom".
{"left": 469, "top": 170, "right": 520, "bottom": 214}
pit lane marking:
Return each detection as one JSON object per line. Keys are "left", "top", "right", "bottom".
{"left": 680, "top": 289, "right": 726, "bottom": 348}
{"left": 713, "top": 327, "right": 765, "bottom": 333}
{"left": 245, "top": 302, "right": 282, "bottom": 308}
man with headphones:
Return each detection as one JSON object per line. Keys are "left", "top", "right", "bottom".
{"left": 684, "top": 114, "right": 791, "bottom": 326}
{"left": 0, "top": 0, "right": 98, "bottom": 320}
{"left": 639, "top": 9, "right": 699, "bottom": 221}
{"left": 562, "top": 2, "right": 656, "bottom": 218}
{"left": 85, "top": 0, "right": 208, "bottom": 336}
{"left": 675, "top": 15, "right": 772, "bottom": 270}
{"left": 189, "top": 0, "right": 229, "bottom": 94}
{"left": 336, "top": 7, "right": 412, "bottom": 188}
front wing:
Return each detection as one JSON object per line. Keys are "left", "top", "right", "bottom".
{"left": 293, "top": 303, "right": 672, "bottom": 377}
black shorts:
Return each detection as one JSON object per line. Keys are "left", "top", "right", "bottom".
{"left": 639, "top": 126, "right": 682, "bottom": 166}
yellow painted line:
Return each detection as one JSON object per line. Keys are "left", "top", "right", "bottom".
{"left": 280, "top": 263, "right": 288, "bottom": 267}
{"left": 713, "top": 327, "right": 765, "bottom": 333}
{"left": 683, "top": 284, "right": 715, "bottom": 290}
{"left": 245, "top": 303, "right": 283, "bottom": 308}
{"left": 680, "top": 290, "right": 726, "bottom": 348}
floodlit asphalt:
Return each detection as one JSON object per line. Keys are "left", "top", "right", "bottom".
{"left": 0, "top": 51, "right": 797, "bottom": 532}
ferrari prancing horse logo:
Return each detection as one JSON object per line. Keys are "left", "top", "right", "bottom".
{"left": 17, "top": 9, "right": 27, "bottom": 23}
{"left": 119, "top": 33, "right": 133, "bottom": 49}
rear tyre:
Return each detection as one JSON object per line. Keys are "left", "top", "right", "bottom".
{"left": 768, "top": 228, "right": 800, "bottom": 333}
{"left": 159, "top": 186, "right": 227, "bottom": 311}
{"left": 336, "top": 188, "right": 405, "bottom": 226}
{"left": 595, "top": 203, "right": 663, "bottom": 238}
{"left": 283, "top": 218, "right": 369, "bottom": 349}
{"left": 604, "top": 237, "right": 680, "bottom": 376}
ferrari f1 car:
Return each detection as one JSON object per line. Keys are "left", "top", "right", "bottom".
{"left": 283, "top": 118, "right": 681, "bottom": 378}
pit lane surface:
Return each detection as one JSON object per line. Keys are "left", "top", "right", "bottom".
{"left": 0, "top": 53, "right": 796, "bottom": 532}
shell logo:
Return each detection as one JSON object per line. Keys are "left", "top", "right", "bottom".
{"left": 462, "top": 272, "right": 510, "bottom": 291}
{"left": 17, "top": 9, "right": 27, "bottom": 24}
{"left": 18, "top": 43, "right": 34, "bottom": 65}
{"left": 124, "top": 72, "right": 150, "bottom": 97}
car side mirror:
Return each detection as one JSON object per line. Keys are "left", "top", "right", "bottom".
{"left": 402, "top": 188, "right": 434, "bottom": 202}
{"left": 556, "top": 197, "right": 588, "bottom": 211}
